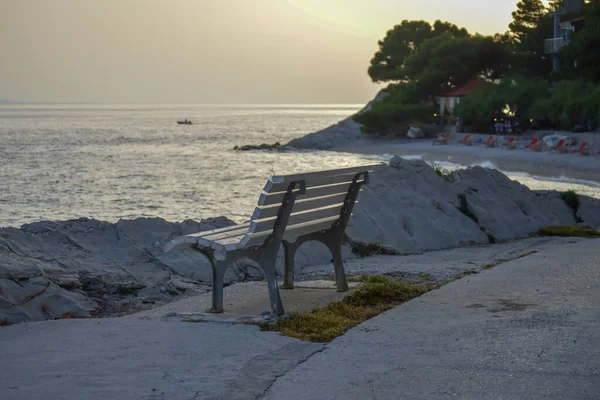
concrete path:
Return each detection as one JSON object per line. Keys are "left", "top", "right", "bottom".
{"left": 263, "top": 238, "right": 600, "bottom": 400}
{"left": 1, "top": 239, "right": 598, "bottom": 399}
{"left": 0, "top": 317, "right": 323, "bottom": 400}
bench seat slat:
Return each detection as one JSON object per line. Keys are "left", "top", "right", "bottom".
{"left": 258, "top": 181, "right": 363, "bottom": 207}
{"left": 196, "top": 226, "right": 251, "bottom": 248}
{"left": 269, "top": 163, "right": 383, "bottom": 184}
{"left": 185, "top": 223, "right": 250, "bottom": 238}
{"left": 249, "top": 203, "right": 343, "bottom": 233}
{"left": 163, "top": 223, "right": 250, "bottom": 252}
{"left": 251, "top": 192, "right": 353, "bottom": 220}
{"left": 239, "top": 215, "right": 340, "bottom": 249}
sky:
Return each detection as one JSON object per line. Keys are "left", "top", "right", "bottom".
{"left": 1, "top": 0, "right": 525, "bottom": 104}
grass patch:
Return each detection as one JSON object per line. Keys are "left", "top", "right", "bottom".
{"left": 560, "top": 190, "right": 580, "bottom": 213}
{"left": 349, "top": 241, "right": 400, "bottom": 258}
{"left": 517, "top": 250, "right": 538, "bottom": 258}
{"left": 455, "top": 270, "right": 478, "bottom": 279}
{"left": 538, "top": 225, "right": 600, "bottom": 238}
{"left": 261, "top": 276, "right": 429, "bottom": 342}
{"left": 431, "top": 163, "right": 456, "bottom": 183}
{"left": 482, "top": 262, "right": 501, "bottom": 270}
{"left": 457, "top": 194, "right": 478, "bottom": 223}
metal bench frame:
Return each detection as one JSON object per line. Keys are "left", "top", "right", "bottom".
{"left": 188, "top": 171, "right": 369, "bottom": 317}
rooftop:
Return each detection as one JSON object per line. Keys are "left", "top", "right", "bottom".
{"left": 439, "top": 79, "right": 492, "bottom": 97}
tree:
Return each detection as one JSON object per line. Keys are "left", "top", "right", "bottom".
{"left": 367, "top": 20, "right": 470, "bottom": 83}
{"left": 508, "top": 0, "right": 554, "bottom": 78}
{"left": 402, "top": 34, "right": 510, "bottom": 102}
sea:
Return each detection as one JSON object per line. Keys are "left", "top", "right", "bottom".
{"left": 1, "top": 104, "right": 599, "bottom": 228}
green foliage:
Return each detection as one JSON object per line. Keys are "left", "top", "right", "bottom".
{"left": 560, "top": 190, "right": 580, "bottom": 212}
{"left": 349, "top": 241, "right": 399, "bottom": 258}
{"left": 353, "top": 83, "right": 435, "bottom": 134}
{"left": 487, "top": 233, "right": 497, "bottom": 244}
{"left": 261, "top": 276, "right": 429, "bottom": 342}
{"left": 538, "top": 225, "right": 600, "bottom": 238}
{"left": 403, "top": 34, "right": 510, "bottom": 99}
{"left": 457, "top": 194, "right": 479, "bottom": 224}
{"left": 431, "top": 163, "right": 455, "bottom": 182}
{"left": 508, "top": 0, "right": 554, "bottom": 78}
{"left": 368, "top": 20, "right": 469, "bottom": 83}
{"left": 531, "top": 81, "right": 600, "bottom": 129}
{"left": 454, "top": 76, "right": 550, "bottom": 128}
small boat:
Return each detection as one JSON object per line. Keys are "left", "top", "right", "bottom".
{"left": 177, "top": 119, "right": 192, "bottom": 125}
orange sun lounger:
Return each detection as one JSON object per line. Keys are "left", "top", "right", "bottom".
{"left": 503, "top": 136, "right": 517, "bottom": 149}
{"left": 551, "top": 139, "right": 566, "bottom": 152}
{"left": 484, "top": 135, "right": 498, "bottom": 147}
{"left": 574, "top": 141, "right": 590, "bottom": 155}
{"left": 524, "top": 137, "right": 542, "bottom": 151}
{"left": 460, "top": 134, "right": 472, "bottom": 145}
{"left": 432, "top": 133, "right": 449, "bottom": 145}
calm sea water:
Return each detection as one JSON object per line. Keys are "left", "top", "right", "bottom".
{"left": 2, "top": 104, "right": 598, "bottom": 228}
{"left": 0, "top": 104, "right": 381, "bottom": 227}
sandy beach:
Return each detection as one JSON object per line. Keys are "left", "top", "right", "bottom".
{"left": 335, "top": 137, "right": 600, "bottom": 183}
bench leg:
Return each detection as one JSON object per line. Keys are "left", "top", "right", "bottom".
{"left": 207, "top": 261, "right": 227, "bottom": 313}
{"left": 262, "top": 261, "right": 285, "bottom": 316}
{"left": 329, "top": 242, "right": 348, "bottom": 293}
{"left": 281, "top": 241, "right": 296, "bottom": 289}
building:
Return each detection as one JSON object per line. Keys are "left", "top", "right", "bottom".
{"left": 545, "top": 0, "right": 585, "bottom": 71}
{"left": 436, "top": 79, "right": 491, "bottom": 124}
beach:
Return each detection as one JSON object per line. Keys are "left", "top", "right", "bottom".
{"left": 335, "top": 136, "right": 600, "bottom": 184}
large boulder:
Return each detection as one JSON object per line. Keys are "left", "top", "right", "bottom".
{"left": 0, "top": 217, "right": 349, "bottom": 324}
{"left": 345, "top": 157, "right": 596, "bottom": 254}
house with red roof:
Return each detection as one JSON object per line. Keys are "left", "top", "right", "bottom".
{"left": 436, "top": 79, "right": 491, "bottom": 124}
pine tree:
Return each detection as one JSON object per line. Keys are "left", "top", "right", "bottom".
{"left": 509, "top": 0, "right": 548, "bottom": 48}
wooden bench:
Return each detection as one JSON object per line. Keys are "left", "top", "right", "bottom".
{"left": 165, "top": 163, "right": 383, "bottom": 316}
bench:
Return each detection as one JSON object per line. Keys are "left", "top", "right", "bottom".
{"left": 165, "top": 163, "right": 383, "bottom": 316}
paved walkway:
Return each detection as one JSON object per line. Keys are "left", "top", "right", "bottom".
{"left": 263, "top": 239, "right": 600, "bottom": 400}
{"left": 1, "top": 239, "right": 598, "bottom": 399}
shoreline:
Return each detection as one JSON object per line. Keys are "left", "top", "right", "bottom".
{"left": 331, "top": 137, "right": 600, "bottom": 183}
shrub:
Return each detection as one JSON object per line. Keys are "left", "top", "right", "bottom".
{"left": 349, "top": 241, "right": 399, "bottom": 258}
{"left": 537, "top": 225, "right": 600, "bottom": 238}
{"left": 353, "top": 83, "right": 436, "bottom": 134}
{"left": 431, "top": 163, "right": 455, "bottom": 182}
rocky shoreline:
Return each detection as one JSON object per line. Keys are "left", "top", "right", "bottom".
{"left": 2, "top": 159, "right": 599, "bottom": 324}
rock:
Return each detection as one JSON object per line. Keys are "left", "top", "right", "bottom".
{"left": 577, "top": 196, "right": 600, "bottom": 228}
{"left": 286, "top": 91, "right": 388, "bottom": 150}
{"left": 2, "top": 160, "right": 599, "bottom": 324}
{"left": 233, "top": 142, "right": 281, "bottom": 151}
{"left": 0, "top": 216, "right": 349, "bottom": 324}
{"left": 407, "top": 126, "right": 424, "bottom": 139}
{"left": 343, "top": 159, "right": 598, "bottom": 255}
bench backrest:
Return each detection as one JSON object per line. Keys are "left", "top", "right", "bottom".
{"left": 238, "top": 163, "right": 383, "bottom": 248}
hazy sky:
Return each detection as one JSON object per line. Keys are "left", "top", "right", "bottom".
{"left": 1, "top": 0, "right": 526, "bottom": 104}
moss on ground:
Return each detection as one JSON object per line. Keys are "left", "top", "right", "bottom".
{"left": 538, "top": 225, "right": 600, "bottom": 238}
{"left": 261, "top": 276, "right": 429, "bottom": 342}
{"left": 349, "top": 241, "right": 400, "bottom": 258}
